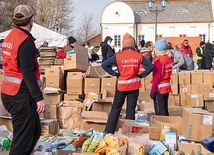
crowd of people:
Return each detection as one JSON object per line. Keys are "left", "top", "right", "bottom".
{"left": 2, "top": 3, "right": 214, "bottom": 155}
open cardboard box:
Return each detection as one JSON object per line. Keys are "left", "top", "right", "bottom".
{"left": 81, "top": 111, "right": 108, "bottom": 131}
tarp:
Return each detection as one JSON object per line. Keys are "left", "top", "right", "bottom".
{"left": 0, "top": 23, "right": 68, "bottom": 48}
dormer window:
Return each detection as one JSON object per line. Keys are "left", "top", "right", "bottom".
{"left": 177, "top": 9, "right": 189, "bottom": 13}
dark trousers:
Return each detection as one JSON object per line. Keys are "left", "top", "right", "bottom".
{"left": 105, "top": 89, "right": 139, "bottom": 133}
{"left": 2, "top": 91, "right": 41, "bottom": 155}
{"left": 197, "top": 59, "right": 202, "bottom": 69}
{"left": 153, "top": 92, "right": 169, "bottom": 116}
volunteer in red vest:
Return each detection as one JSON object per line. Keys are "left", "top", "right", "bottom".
{"left": 150, "top": 38, "right": 173, "bottom": 116}
{"left": 1, "top": 5, "right": 46, "bottom": 155}
{"left": 57, "top": 36, "right": 76, "bottom": 64}
{"left": 101, "top": 33, "right": 154, "bottom": 133}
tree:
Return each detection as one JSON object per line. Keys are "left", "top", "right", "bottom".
{"left": 32, "top": 0, "right": 75, "bottom": 35}
{"left": 0, "top": 0, "right": 75, "bottom": 35}
{"left": 74, "top": 13, "right": 98, "bottom": 42}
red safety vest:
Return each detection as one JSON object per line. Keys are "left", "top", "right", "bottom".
{"left": 153, "top": 55, "right": 173, "bottom": 94}
{"left": 1, "top": 27, "right": 41, "bottom": 96}
{"left": 116, "top": 49, "right": 142, "bottom": 91}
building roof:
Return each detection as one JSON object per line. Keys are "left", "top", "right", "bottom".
{"left": 118, "top": 0, "right": 214, "bottom": 23}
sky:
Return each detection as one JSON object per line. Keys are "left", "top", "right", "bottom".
{"left": 72, "top": 0, "right": 115, "bottom": 30}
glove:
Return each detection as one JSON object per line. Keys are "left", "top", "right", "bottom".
{"left": 150, "top": 92, "right": 157, "bottom": 100}
{"left": 137, "top": 74, "right": 143, "bottom": 79}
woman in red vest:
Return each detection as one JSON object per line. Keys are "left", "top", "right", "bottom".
{"left": 150, "top": 38, "right": 173, "bottom": 116}
{"left": 101, "top": 33, "right": 154, "bottom": 133}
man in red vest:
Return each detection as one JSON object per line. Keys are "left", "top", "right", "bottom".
{"left": 150, "top": 38, "right": 173, "bottom": 116}
{"left": 101, "top": 33, "right": 154, "bottom": 133}
{"left": 1, "top": 5, "right": 46, "bottom": 155}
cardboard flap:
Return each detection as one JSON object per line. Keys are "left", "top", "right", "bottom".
{"left": 58, "top": 101, "right": 85, "bottom": 109}
{"left": 184, "top": 108, "right": 211, "bottom": 115}
{"left": 43, "top": 87, "right": 64, "bottom": 94}
{"left": 81, "top": 111, "right": 108, "bottom": 120}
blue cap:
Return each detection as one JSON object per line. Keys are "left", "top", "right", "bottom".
{"left": 154, "top": 38, "right": 167, "bottom": 51}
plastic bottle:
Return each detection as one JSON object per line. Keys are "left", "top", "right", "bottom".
{"left": 0, "top": 137, "right": 11, "bottom": 150}
{"left": 160, "top": 126, "right": 170, "bottom": 141}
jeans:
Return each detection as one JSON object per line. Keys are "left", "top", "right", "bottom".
{"left": 186, "top": 61, "right": 194, "bottom": 70}
{"left": 105, "top": 89, "right": 139, "bottom": 133}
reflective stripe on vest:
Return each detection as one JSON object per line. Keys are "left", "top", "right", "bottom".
{"left": 4, "top": 76, "right": 41, "bottom": 86}
{"left": 158, "top": 82, "right": 170, "bottom": 88}
{"left": 117, "top": 77, "right": 141, "bottom": 84}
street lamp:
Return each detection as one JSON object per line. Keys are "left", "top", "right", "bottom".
{"left": 148, "top": 0, "right": 167, "bottom": 41}
{"left": 55, "top": 19, "right": 59, "bottom": 33}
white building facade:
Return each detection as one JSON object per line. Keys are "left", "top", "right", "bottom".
{"left": 100, "top": 0, "right": 214, "bottom": 52}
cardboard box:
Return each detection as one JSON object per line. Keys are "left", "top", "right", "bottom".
{"left": 102, "top": 89, "right": 115, "bottom": 101}
{"left": 45, "top": 66, "right": 63, "bottom": 78}
{"left": 44, "top": 93, "right": 63, "bottom": 105}
{"left": 169, "top": 107, "right": 183, "bottom": 117}
{"left": 180, "top": 94, "right": 187, "bottom": 106}
{"left": 178, "top": 143, "right": 201, "bottom": 153}
{"left": 84, "top": 67, "right": 101, "bottom": 94}
{"left": 191, "top": 72, "right": 203, "bottom": 84}
{"left": 199, "top": 83, "right": 213, "bottom": 94}
{"left": 168, "top": 94, "right": 180, "bottom": 106}
{"left": 170, "top": 72, "right": 178, "bottom": 85}
{"left": 151, "top": 115, "right": 182, "bottom": 135}
{"left": 202, "top": 88, "right": 214, "bottom": 100}
{"left": 41, "top": 119, "right": 58, "bottom": 136}
{"left": 203, "top": 72, "right": 214, "bottom": 84}
{"left": 92, "top": 99, "right": 112, "bottom": 113}
{"left": 46, "top": 77, "right": 64, "bottom": 89}
{"left": 67, "top": 72, "right": 83, "bottom": 94}
{"left": 179, "top": 71, "right": 191, "bottom": 84}
{"left": 205, "top": 100, "right": 214, "bottom": 113}
{"left": 81, "top": 111, "right": 107, "bottom": 131}
{"left": 186, "top": 94, "right": 204, "bottom": 107}
{"left": 179, "top": 84, "right": 191, "bottom": 106}
{"left": 64, "top": 94, "right": 81, "bottom": 101}
{"left": 191, "top": 83, "right": 200, "bottom": 94}
{"left": 138, "top": 90, "right": 152, "bottom": 102}
{"left": 144, "top": 73, "right": 152, "bottom": 84}
{"left": 138, "top": 101, "right": 154, "bottom": 111}
{"left": 139, "top": 78, "right": 146, "bottom": 92}
{"left": 182, "top": 108, "right": 213, "bottom": 141}
{"left": 117, "top": 119, "right": 161, "bottom": 140}
{"left": 101, "top": 77, "right": 116, "bottom": 94}
{"left": 44, "top": 104, "right": 57, "bottom": 119}
{"left": 171, "top": 84, "right": 178, "bottom": 94}
{"left": 179, "top": 84, "right": 191, "bottom": 95}
{"left": 63, "top": 44, "right": 88, "bottom": 71}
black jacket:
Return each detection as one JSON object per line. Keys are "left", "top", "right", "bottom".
{"left": 201, "top": 43, "right": 214, "bottom": 69}
{"left": 101, "top": 36, "right": 115, "bottom": 62}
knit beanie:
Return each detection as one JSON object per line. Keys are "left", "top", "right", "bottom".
{"left": 68, "top": 36, "right": 76, "bottom": 44}
{"left": 154, "top": 38, "right": 167, "bottom": 51}
{"left": 122, "top": 33, "right": 134, "bottom": 47}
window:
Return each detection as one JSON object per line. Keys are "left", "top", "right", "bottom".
{"left": 157, "top": 34, "right": 162, "bottom": 38}
{"left": 138, "top": 35, "right": 145, "bottom": 45}
{"left": 199, "top": 34, "right": 206, "bottom": 41}
{"left": 179, "top": 34, "right": 186, "bottom": 37}
{"left": 114, "top": 35, "right": 121, "bottom": 46}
